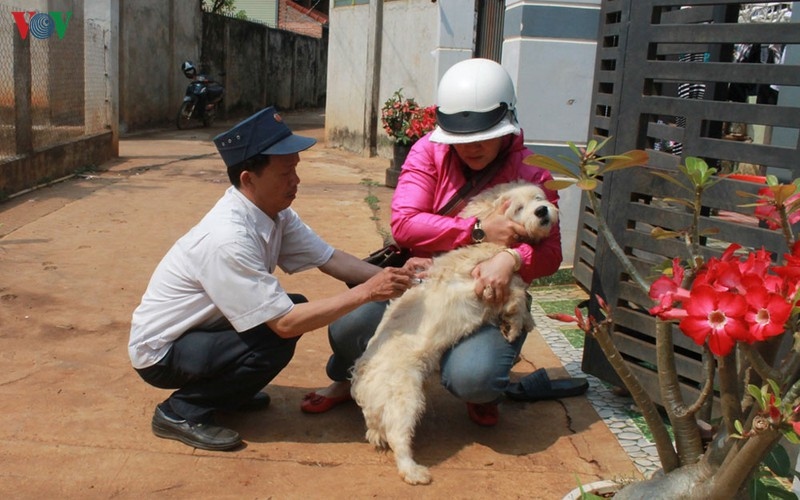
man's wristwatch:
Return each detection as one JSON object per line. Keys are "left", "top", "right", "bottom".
{"left": 471, "top": 220, "right": 486, "bottom": 243}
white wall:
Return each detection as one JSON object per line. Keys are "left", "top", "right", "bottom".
{"left": 325, "top": 0, "right": 442, "bottom": 155}
{"left": 324, "top": 4, "right": 372, "bottom": 152}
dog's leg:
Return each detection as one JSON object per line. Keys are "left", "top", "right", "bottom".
{"left": 382, "top": 368, "right": 431, "bottom": 485}
{"left": 499, "top": 285, "right": 534, "bottom": 342}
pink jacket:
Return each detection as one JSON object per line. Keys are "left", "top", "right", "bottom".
{"left": 390, "top": 132, "right": 562, "bottom": 283}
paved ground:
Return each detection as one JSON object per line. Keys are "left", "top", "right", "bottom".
{"left": 0, "top": 110, "right": 640, "bottom": 499}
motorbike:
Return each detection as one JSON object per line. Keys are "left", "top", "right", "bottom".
{"left": 176, "top": 61, "right": 225, "bottom": 129}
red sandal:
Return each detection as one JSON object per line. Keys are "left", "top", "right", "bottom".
{"left": 301, "top": 391, "right": 353, "bottom": 414}
{"left": 466, "top": 402, "right": 499, "bottom": 427}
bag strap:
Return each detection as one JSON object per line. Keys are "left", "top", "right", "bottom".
{"left": 436, "top": 152, "right": 506, "bottom": 217}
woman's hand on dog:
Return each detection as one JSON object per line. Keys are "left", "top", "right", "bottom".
{"left": 471, "top": 253, "right": 516, "bottom": 303}
{"left": 482, "top": 200, "right": 527, "bottom": 246}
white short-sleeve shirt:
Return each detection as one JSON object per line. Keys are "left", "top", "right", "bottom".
{"left": 128, "top": 186, "right": 334, "bottom": 369}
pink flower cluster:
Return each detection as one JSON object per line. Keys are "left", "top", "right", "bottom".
{"left": 381, "top": 89, "right": 437, "bottom": 145}
{"left": 404, "top": 105, "right": 437, "bottom": 142}
{"left": 649, "top": 243, "right": 800, "bottom": 356}
{"left": 755, "top": 187, "right": 800, "bottom": 229}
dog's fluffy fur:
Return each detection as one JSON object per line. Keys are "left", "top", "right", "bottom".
{"left": 350, "top": 181, "right": 559, "bottom": 485}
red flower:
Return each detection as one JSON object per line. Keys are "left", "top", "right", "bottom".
{"left": 679, "top": 285, "right": 749, "bottom": 356}
{"left": 744, "top": 286, "right": 792, "bottom": 341}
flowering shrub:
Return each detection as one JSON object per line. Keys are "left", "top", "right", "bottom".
{"left": 529, "top": 142, "right": 800, "bottom": 498}
{"left": 381, "top": 89, "right": 437, "bottom": 146}
{"left": 649, "top": 245, "right": 797, "bottom": 357}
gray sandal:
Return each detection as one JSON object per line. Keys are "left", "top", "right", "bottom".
{"left": 505, "top": 368, "right": 589, "bottom": 401}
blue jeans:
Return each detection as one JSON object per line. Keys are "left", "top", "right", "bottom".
{"left": 326, "top": 300, "right": 527, "bottom": 404}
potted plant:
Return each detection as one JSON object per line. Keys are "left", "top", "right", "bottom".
{"left": 381, "top": 88, "right": 437, "bottom": 187}
{"left": 530, "top": 142, "right": 800, "bottom": 499}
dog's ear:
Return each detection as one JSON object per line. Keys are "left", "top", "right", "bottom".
{"left": 496, "top": 196, "right": 513, "bottom": 216}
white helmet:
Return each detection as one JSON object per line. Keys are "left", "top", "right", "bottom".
{"left": 181, "top": 60, "right": 197, "bottom": 79}
{"left": 430, "top": 58, "right": 520, "bottom": 144}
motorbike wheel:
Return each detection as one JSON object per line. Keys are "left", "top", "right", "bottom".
{"left": 202, "top": 102, "right": 219, "bottom": 128}
{"left": 176, "top": 101, "right": 194, "bottom": 130}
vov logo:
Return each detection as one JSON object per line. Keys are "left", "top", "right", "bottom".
{"left": 11, "top": 11, "right": 72, "bottom": 40}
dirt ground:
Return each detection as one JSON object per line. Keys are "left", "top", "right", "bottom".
{"left": 0, "top": 110, "right": 639, "bottom": 499}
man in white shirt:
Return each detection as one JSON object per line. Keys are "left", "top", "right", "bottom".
{"left": 129, "top": 107, "right": 422, "bottom": 451}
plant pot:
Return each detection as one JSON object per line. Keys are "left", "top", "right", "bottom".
{"left": 562, "top": 480, "right": 621, "bottom": 499}
{"left": 385, "top": 141, "right": 413, "bottom": 188}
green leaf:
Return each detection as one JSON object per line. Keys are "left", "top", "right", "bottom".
{"left": 650, "top": 170, "right": 692, "bottom": 192}
{"left": 544, "top": 179, "right": 577, "bottom": 191}
{"left": 774, "top": 184, "right": 800, "bottom": 204}
{"left": 661, "top": 197, "right": 696, "bottom": 210}
{"left": 736, "top": 190, "right": 766, "bottom": 200}
{"left": 734, "top": 420, "right": 744, "bottom": 434}
{"left": 748, "top": 384, "right": 767, "bottom": 409}
{"left": 763, "top": 444, "right": 792, "bottom": 477}
{"left": 595, "top": 136, "right": 613, "bottom": 153}
{"left": 756, "top": 483, "right": 798, "bottom": 500}
{"left": 768, "top": 379, "right": 781, "bottom": 400}
{"left": 651, "top": 227, "right": 681, "bottom": 239}
{"left": 524, "top": 155, "right": 578, "bottom": 179}
{"left": 782, "top": 429, "right": 800, "bottom": 444}
{"left": 567, "top": 142, "right": 582, "bottom": 158}
{"left": 698, "top": 227, "right": 721, "bottom": 237}
{"left": 576, "top": 178, "right": 599, "bottom": 191}
{"left": 602, "top": 150, "right": 649, "bottom": 172}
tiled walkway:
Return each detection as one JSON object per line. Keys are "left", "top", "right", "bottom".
{"left": 529, "top": 285, "right": 661, "bottom": 476}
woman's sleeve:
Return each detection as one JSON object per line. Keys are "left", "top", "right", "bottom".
{"left": 391, "top": 141, "right": 474, "bottom": 253}
{"left": 514, "top": 222, "right": 562, "bottom": 283}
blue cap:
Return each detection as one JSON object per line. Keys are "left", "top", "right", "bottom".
{"left": 213, "top": 106, "right": 316, "bottom": 168}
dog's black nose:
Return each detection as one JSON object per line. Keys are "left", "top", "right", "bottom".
{"left": 535, "top": 206, "right": 549, "bottom": 218}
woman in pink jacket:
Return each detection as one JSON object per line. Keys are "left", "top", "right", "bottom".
{"left": 303, "top": 59, "right": 587, "bottom": 426}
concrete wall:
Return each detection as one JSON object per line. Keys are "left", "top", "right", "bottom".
{"left": 118, "top": 0, "right": 200, "bottom": 133}
{"left": 119, "top": 3, "right": 326, "bottom": 132}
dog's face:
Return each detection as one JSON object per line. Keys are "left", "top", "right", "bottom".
{"left": 501, "top": 185, "right": 559, "bottom": 242}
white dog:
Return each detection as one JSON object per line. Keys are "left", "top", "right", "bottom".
{"left": 350, "top": 181, "right": 559, "bottom": 485}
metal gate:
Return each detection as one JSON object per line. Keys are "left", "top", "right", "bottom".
{"left": 577, "top": 0, "right": 800, "bottom": 402}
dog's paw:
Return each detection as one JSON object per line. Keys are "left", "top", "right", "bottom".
{"left": 400, "top": 464, "right": 432, "bottom": 485}
{"left": 500, "top": 319, "right": 521, "bottom": 342}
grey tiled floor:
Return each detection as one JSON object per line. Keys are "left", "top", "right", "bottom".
{"left": 529, "top": 286, "right": 661, "bottom": 476}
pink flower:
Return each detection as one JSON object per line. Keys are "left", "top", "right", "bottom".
{"left": 679, "top": 285, "right": 749, "bottom": 356}
{"left": 648, "top": 258, "right": 691, "bottom": 318}
{"left": 754, "top": 186, "right": 800, "bottom": 229}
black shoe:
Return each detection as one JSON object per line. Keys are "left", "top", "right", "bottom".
{"left": 236, "top": 391, "right": 271, "bottom": 412}
{"left": 151, "top": 404, "right": 241, "bottom": 451}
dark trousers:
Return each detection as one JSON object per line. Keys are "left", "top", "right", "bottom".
{"left": 136, "top": 294, "right": 307, "bottom": 422}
